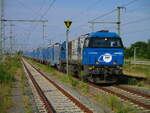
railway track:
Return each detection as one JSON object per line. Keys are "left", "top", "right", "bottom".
{"left": 25, "top": 58, "right": 150, "bottom": 112}
{"left": 22, "top": 58, "right": 93, "bottom": 113}
{"left": 114, "top": 85, "right": 150, "bottom": 99}
{"left": 90, "top": 83, "right": 150, "bottom": 112}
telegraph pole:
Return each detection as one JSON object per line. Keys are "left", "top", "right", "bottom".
{"left": 134, "top": 47, "right": 138, "bottom": 63}
{"left": 88, "top": 6, "right": 125, "bottom": 35}
{"left": 42, "top": 22, "right": 46, "bottom": 47}
{"left": 9, "top": 23, "right": 14, "bottom": 56}
{"left": 0, "top": 0, "right": 4, "bottom": 58}
{"left": 117, "top": 6, "right": 124, "bottom": 36}
{"left": 134, "top": 47, "right": 136, "bottom": 62}
{"left": 1, "top": 19, "right": 48, "bottom": 53}
{"left": 42, "top": 22, "right": 46, "bottom": 39}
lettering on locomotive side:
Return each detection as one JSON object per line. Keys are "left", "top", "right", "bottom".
{"left": 114, "top": 52, "right": 123, "bottom": 55}
{"left": 88, "top": 52, "right": 98, "bottom": 54}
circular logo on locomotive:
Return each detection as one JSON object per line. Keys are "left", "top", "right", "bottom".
{"left": 103, "top": 53, "right": 112, "bottom": 63}
{"left": 98, "top": 53, "right": 112, "bottom": 63}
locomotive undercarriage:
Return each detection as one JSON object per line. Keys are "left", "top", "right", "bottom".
{"left": 84, "top": 66, "right": 123, "bottom": 83}
{"left": 58, "top": 60, "right": 123, "bottom": 83}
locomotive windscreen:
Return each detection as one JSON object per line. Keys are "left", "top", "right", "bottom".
{"left": 86, "top": 38, "right": 123, "bottom": 48}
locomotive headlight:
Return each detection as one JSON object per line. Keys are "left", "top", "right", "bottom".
{"left": 117, "top": 66, "right": 122, "bottom": 69}
{"left": 88, "top": 67, "right": 93, "bottom": 70}
{"left": 113, "top": 61, "right": 117, "bottom": 64}
{"left": 88, "top": 66, "right": 95, "bottom": 70}
{"left": 96, "top": 61, "right": 99, "bottom": 64}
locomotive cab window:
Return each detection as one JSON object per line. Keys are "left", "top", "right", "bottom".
{"left": 88, "top": 37, "right": 123, "bottom": 48}
{"left": 61, "top": 46, "right": 65, "bottom": 50}
{"left": 83, "top": 38, "right": 90, "bottom": 48}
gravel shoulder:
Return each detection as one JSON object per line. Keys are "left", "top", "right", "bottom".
{"left": 7, "top": 81, "right": 25, "bottom": 113}
{"left": 7, "top": 63, "right": 39, "bottom": 113}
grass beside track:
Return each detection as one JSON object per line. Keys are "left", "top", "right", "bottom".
{"left": 0, "top": 56, "right": 32, "bottom": 113}
{"left": 0, "top": 56, "right": 20, "bottom": 113}
{"left": 123, "top": 61, "right": 150, "bottom": 88}
{"left": 123, "top": 63, "right": 150, "bottom": 78}
{"left": 27, "top": 58, "right": 140, "bottom": 113}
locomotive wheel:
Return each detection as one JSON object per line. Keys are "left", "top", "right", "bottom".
{"left": 87, "top": 74, "right": 97, "bottom": 83}
{"left": 58, "top": 64, "right": 65, "bottom": 72}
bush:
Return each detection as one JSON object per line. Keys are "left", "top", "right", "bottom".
{"left": 79, "top": 82, "right": 89, "bottom": 94}
{"left": 80, "top": 71, "right": 87, "bottom": 82}
{"left": 108, "top": 95, "right": 119, "bottom": 110}
{"left": 61, "top": 74, "right": 79, "bottom": 87}
{"left": 71, "top": 78, "right": 78, "bottom": 87}
{"left": 0, "top": 64, "right": 13, "bottom": 83}
{"left": 127, "top": 78, "right": 138, "bottom": 85}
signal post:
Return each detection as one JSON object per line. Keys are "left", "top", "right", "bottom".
{"left": 64, "top": 20, "right": 72, "bottom": 75}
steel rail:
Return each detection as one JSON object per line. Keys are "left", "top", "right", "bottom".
{"left": 22, "top": 60, "right": 56, "bottom": 113}
{"left": 90, "top": 83, "right": 150, "bottom": 110}
{"left": 114, "top": 85, "right": 150, "bottom": 99}
{"left": 27, "top": 60, "right": 93, "bottom": 113}
{"left": 25, "top": 57, "right": 150, "bottom": 110}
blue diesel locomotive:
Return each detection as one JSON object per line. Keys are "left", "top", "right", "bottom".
{"left": 24, "top": 30, "right": 124, "bottom": 83}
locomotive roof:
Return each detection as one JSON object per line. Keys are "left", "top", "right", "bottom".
{"left": 88, "top": 31, "right": 120, "bottom": 38}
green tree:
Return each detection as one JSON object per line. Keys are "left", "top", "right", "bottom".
{"left": 130, "top": 41, "right": 148, "bottom": 58}
{"left": 124, "top": 40, "right": 150, "bottom": 59}
{"left": 147, "top": 39, "right": 150, "bottom": 59}
{"left": 124, "top": 47, "right": 132, "bottom": 58}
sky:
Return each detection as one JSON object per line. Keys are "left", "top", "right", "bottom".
{"left": 3, "top": 0, "right": 150, "bottom": 51}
